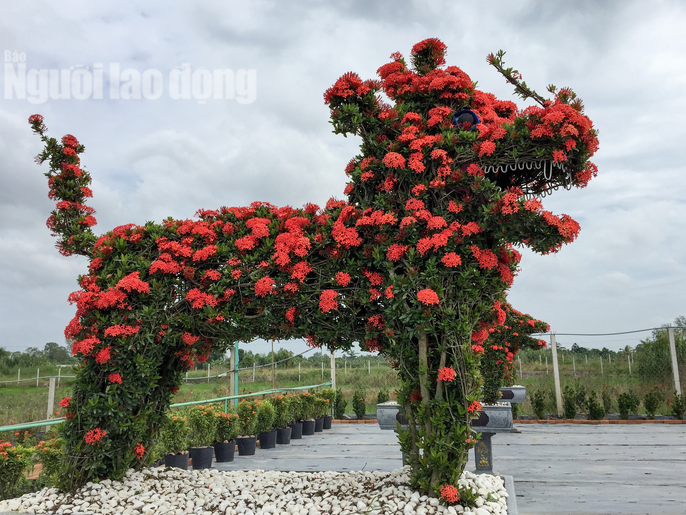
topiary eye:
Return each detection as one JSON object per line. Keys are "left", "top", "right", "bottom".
{"left": 452, "top": 109, "right": 480, "bottom": 131}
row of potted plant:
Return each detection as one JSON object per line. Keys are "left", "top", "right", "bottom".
{"left": 160, "top": 391, "right": 333, "bottom": 470}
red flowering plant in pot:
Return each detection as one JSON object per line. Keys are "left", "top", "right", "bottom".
{"left": 27, "top": 37, "right": 597, "bottom": 496}
{"left": 480, "top": 301, "right": 549, "bottom": 405}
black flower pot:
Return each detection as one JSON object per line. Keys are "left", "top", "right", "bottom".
{"left": 302, "top": 419, "right": 316, "bottom": 435}
{"left": 323, "top": 415, "right": 332, "bottom": 429}
{"left": 276, "top": 426, "right": 292, "bottom": 444}
{"left": 164, "top": 452, "right": 189, "bottom": 470}
{"left": 314, "top": 417, "right": 324, "bottom": 432}
{"left": 190, "top": 446, "right": 214, "bottom": 469}
{"left": 289, "top": 421, "right": 303, "bottom": 439}
{"left": 237, "top": 436, "right": 257, "bottom": 456}
{"left": 213, "top": 441, "right": 235, "bottom": 463}
{"left": 259, "top": 429, "right": 277, "bottom": 449}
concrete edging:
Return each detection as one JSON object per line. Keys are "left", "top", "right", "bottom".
{"left": 503, "top": 475, "right": 518, "bottom": 515}
{"left": 515, "top": 419, "right": 686, "bottom": 425}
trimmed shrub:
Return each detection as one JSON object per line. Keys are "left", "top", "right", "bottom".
{"left": 586, "top": 391, "right": 605, "bottom": 420}
{"left": 352, "top": 390, "right": 366, "bottom": 419}
{"left": 159, "top": 414, "right": 190, "bottom": 455}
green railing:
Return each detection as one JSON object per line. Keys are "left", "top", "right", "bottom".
{"left": 0, "top": 380, "right": 332, "bottom": 434}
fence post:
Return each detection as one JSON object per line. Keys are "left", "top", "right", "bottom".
{"left": 47, "top": 377, "right": 56, "bottom": 420}
{"left": 585, "top": 354, "right": 588, "bottom": 364}
{"left": 299, "top": 362, "right": 301, "bottom": 383}
{"left": 518, "top": 355, "right": 523, "bottom": 378}
{"left": 545, "top": 356, "right": 548, "bottom": 375}
{"left": 330, "top": 350, "right": 337, "bottom": 390}
{"left": 550, "top": 334, "right": 563, "bottom": 417}
{"left": 36, "top": 368, "right": 40, "bottom": 387}
{"left": 539, "top": 354, "right": 542, "bottom": 364}
{"left": 207, "top": 363, "right": 210, "bottom": 383}
{"left": 234, "top": 341, "right": 239, "bottom": 407}
{"left": 271, "top": 340, "right": 275, "bottom": 392}
{"left": 58, "top": 367, "right": 61, "bottom": 387}
{"left": 668, "top": 327, "right": 682, "bottom": 395}
{"left": 321, "top": 360, "right": 324, "bottom": 380}
{"left": 608, "top": 354, "right": 611, "bottom": 365}
{"left": 600, "top": 356, "right": 603, "bottom": 376}
{"left": 17, "top": 368, "right": 20, "bottom": 385}
{"left": 573, "top": 355, "right": 576, "bottom": 373}
{"left": 628, "top": 352, "right": 632, "bottom": 375}
{"left": 229, "top": 346, "right": 236, "bottom": 400}
{"left": 186, "top": 371, "right": 188, "bottom": 381}
{"left": 253, "top": 363, "right": 256, "bottom": 383}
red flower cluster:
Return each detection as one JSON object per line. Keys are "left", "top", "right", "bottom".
{"left": 134, "top": 443, "right": 145, "bottom": 460}
{"left": 437, "top": 367, "right": 456, "bottom": 382}
{"left": 319, "top": 290, "right": 339, "bottom": 312}
{"left": 108, "top": 373, "right": 122, "bottom": 384}
{"left": 467, "top": 401, "right": 482, "bottom": 413}
{"left": 84, "top": 428, "right": 107, "bottom": 445}
{"left": 440, "top": 484, "right": 460, "bottom": 504}
{"left": 417, "top": 289, "right": 439, "bottom": 306}
{"left": 59, "top": 397, "right": 71, "bottom": 408}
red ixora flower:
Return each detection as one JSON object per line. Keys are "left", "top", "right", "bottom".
{"left": 134, "top": 443, "right": 145, "bottom": 460}
{"left": 437, "top": 367, "right": 456, "bottom": 382}
{"left": 440, "top": 484, "right": 460, "bottom": 504}
{"left": 417, "top": 289, "right": 439, "bottom": 306}
{"left": 319, "top": 289, "right": 339, "bottom": 312}
{"left": 84, "top": 428, "right": 107, "bottom": 445}
{"left": 467, "top": 400, "right": 482, "bottom": 413}
{"left": 108, "top": 373, "right": 122, "bottom": 384}
{"left": 59, "top": 396, "right": 71, "bottom": 408}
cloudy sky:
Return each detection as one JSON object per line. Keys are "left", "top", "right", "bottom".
{"left": 1, "top": 0, "right": 685, "bottom": 357}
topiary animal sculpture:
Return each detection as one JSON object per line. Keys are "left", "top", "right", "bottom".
{"left": 29, "top": 38, "right": 597, "bottom": 496}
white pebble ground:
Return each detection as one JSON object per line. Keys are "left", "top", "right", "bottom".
{"left": 1, "top": 466, "right": 508, "bottom": 515}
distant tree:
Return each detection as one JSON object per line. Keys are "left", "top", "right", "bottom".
{"left": 44, "top": 342, "right": 72, "bottom": 362}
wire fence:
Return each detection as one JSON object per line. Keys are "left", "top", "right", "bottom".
{"left": 515, "top": 327, "right": 685, "bottom": 417}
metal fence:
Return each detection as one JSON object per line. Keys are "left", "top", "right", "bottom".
{"left": 515, "top": 327, "right": 685, "bottom": 417}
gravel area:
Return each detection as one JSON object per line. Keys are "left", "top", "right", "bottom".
{"left": 1, "top": 466, "right": 509, "bottom": 515}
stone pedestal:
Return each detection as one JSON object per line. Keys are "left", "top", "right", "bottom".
{"left": 474, "top": 432, "right": 494, "bottom": 475}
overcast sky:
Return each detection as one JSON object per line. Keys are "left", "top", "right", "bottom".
{"left": 1, "top": 0, "right": 685, "bottom": 358}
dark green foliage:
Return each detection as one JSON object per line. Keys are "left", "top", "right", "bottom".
{"left": 618, "top": 391, "right": 640, "bottom": 420}
{"left": 644, "top": 387, "right": 664, "bottom": 419}
{"left": 333, "top": 389, "right": 347, "bottom": 419}
{"left": 352, "top": 390, "right": 366, "bottom": 419}
{"left": 667, "top": 392, "right": 685, "bottom": 420}
{"left": 377, "top": 389, "right": 390, "bottom": 404}
{"left": 562, "top": 385, "right": 577, "bottom": 419}
{"left": 586, "top": 391, "right": 605, "bottom": 420}
{"left": 532, "top": 389, "right": 546, "bottom": 420}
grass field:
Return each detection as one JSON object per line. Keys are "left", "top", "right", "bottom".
{"left": 0, "top": 362, "right": 401, "bottom": 428}
{"left": 2, "top": 352, "right": 682, "bottom": 429}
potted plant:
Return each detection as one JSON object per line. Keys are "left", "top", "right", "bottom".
{"left": 333, "top": 389, "right": 347, "bottom": 420}
{"left": 256, "top": 399, "right": 277, "bottom": 449}
{"left": 159, "top": 414, "right": 191, "bottom": 470}
{"left": 236, "top": 399, "right": 258, "bottom": 455}
{"left": 313, "top": 397, "right": 329, "bottom": 432}
{"left": 188, "top": 405, "right": 218, "bottom": 469}
{"left": 271, "top": 395, "right": 293, "bottom": 444}
{"left": 213, "top": 410, "right": 239, "bottom": 462}
{"left": 287, "top": 395, "right": 303, "bottom": 439}
{"left": 299, "top": 392, "right": 316, "bottom": 435}
{"left": 319, "top": 388, "right": 335, "bottom": 429}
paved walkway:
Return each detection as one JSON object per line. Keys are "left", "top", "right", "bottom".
{"left": 488, "top": 423, "right": 686, "bottom": 515}
{"left": 214, "top": 424, "right": 403, "bottom": 473}
{"left": 216, "top": 423, "right": 686, "bottom": 515}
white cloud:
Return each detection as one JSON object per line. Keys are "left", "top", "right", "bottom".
{"left": 1, "top": 0, "right": 685, "bottom": 355}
